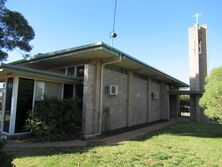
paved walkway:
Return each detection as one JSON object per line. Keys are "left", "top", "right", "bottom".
{"left": 4, "top": 119, "right": 180, "bottom": 150}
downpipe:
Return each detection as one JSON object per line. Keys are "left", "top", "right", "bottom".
{"left": 84, "top": 55, "right": 122, "bottom": 139}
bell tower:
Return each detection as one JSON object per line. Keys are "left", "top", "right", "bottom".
{"left": 188, "top": 13, "right": 208, "bottom": 121}
{"left": 189, "top": 13, "right": 207, "bottom": 91}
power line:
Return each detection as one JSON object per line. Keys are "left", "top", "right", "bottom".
{"left": 110, "top": 0, "right": 118, "bottom": 47}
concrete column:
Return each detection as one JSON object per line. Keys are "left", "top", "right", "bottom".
{"left": 94, "top": 61, "right": 101, "bottom": 133}
{"left": 82, "top": 64, "right": 97, "bottom": 136}
{"left": 147, "top": 78, "right": 151, "bottom": 122}
{"left": 190, "top": 95, "right": 201, "bottom": 121}
{"left": 127, "top": 71, "right": 134, "bottom": 127}
{"left": 169, "top": 95, "right": 180, "bottom": 118}
{"left": 160, "top": 83, "right": 169, "bottom": 120}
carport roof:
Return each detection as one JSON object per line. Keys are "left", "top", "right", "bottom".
{"left": 10, "top": 41, "right": 188, "bottom": 87}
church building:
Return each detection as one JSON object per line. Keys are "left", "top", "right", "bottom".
{"left": 0, "top": 20, "right": 208, "bottom": 138}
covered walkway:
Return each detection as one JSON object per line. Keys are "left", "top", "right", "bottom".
{"left": 169, "top": 90, "right": 204, "bottom": 121}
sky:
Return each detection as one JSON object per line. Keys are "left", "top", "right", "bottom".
{"left": 4, "top": 0, "right": 222, "bottom": 84}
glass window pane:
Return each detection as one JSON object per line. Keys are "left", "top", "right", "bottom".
{"left": 63, "top": 84, "right": 73, "bottom": 99}
{"left": 35, "top": 81, "right": 62, "bottom": 100}
{"left": 0, "top": 82, "right": 5, "bottom": 125}
{"left": 3, "top": 78, "right": 13, "bottom": 133}
{"left": 45, "top": 82, "right": 62, "bottom": 99}
{"left": 67, "top": 67, "right": 75, "bottom": 77}
{"left": 51, "top": 68, "right": 65, "bottom": 74}
{"left": 76, "top": 66, "right": 84, "bottom": 77}
{"left": 15, "top": 78, "right": 34, "bottom": 133}
{"left": 35, "top": 81, "right": 45, "bottom": 101}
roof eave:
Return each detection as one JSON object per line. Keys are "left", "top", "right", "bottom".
{"left": 0, "top": 63, "right": 80, "bottom": 83}
{"left": 9, "top": 41, "right": 188, "bottom": 87}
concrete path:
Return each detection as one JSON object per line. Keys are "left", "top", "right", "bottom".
{"left": 95, "top": 119, "right": 179, "bottom": 145}
{"left": 4, "top": 119, "right": 180, "bottom": 150}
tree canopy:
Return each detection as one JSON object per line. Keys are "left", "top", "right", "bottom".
{"left": 199, "top": 66, "right": 222, "bottom": 123}
{"left": 0, "top": 0, "right": 34, "bottom": 61}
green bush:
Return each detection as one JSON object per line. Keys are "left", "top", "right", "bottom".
{"left": 200, "top": 66, "right": 222, "bottom": 123}
{"left": 26, "top": 97, "right": 82, "bottom": 140}
{"left": 25, "top": 115, "right": 50, "bottom": 139}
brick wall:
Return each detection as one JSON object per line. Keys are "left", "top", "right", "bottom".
{"left": 82, "top": 63, "right": 170, "bottom": 135}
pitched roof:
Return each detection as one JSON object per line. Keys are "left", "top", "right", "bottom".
{"left": 11, "top": 42, "right": 188, "bottom": 87}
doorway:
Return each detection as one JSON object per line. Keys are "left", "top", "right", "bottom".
{"left": 15, "top": 78, "right": 34, "bottom": 133}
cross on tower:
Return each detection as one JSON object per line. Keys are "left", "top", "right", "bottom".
{"left": 192, "top": 12, "right": 202, "bottom": 25}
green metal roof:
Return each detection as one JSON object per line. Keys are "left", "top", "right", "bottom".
{"left": 10, "top": 41, "right": 188, "bottom": 87}
{"left": 0, "top": 63, "right": 81, "bottom": 83}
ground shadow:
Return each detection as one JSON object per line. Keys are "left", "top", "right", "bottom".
{"left": 133, "top": 121, "right": 222, "bottom": 142}
{"left": 0, "top": 150, "right": 13, "bottom": 167}
{"left": 2, "top": 121, "right": 222, "bottom": 166}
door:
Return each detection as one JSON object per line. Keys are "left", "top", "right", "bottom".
{"left": 15, "top": 78, "right": 34, "bottom": 133}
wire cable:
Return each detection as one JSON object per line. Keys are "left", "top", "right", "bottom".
{"left": 110, "top": 0, "right": 118, "bottom": 47}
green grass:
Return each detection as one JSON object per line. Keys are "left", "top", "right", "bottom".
{"left": 4, "top": 122, "right": 222, "bottom": 167}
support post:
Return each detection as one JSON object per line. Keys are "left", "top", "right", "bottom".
{"left": 9, "top": 77, "right": 19, "bottom": 135}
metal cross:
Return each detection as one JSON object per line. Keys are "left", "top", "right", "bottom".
{"left": 192, "top": 12, "right": 202, "bottom": 24}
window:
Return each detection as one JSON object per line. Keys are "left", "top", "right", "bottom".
{"left": 35, "top": 81, "right": 45, "bottom": 101}
{"left": 3, "top": 78, "right": 13, "bottom": 133}
{"left": 50, "top": 65, "right": 84, "bottom": 77}
{"left": 76, "top": 66, "right": 84, "bottom": 77}
{"left": 199, "top": 40, "right": 202, "bottom": 54}
{"left": 15, "top": 78, "right": 34, "bottom": 133}
{"left": 51, "top": 68, "right": 65, "bottom": 74}
{"left": 67, "top": 67, "right": 75, "bottom": 77}
{"left": 63, "top": 84, "right": 74, "bottom": 99}
{"left": 35, "top": 81, "right": 62, "bottom": 101}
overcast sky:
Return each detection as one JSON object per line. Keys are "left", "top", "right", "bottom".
{"left": 5, "top": 0, "right": 222, "bottom": 84}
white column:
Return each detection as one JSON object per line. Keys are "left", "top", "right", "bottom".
{"left": 61, "top": 83, "right": 64, "bottom": 100}
{"left": 32, "top": 80, "right": 37, "bottom": 113}
{"left": 9, "top": 77, "right": 19, "bottom": 135}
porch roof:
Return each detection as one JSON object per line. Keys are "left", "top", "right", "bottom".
{"left": 169, "top": 90, "right": 203, "bottom": 95}
{"left": 0, "top": 63, "right": 81, "bottom": 83}
{"left": 11, "top": 42, "right": 188, "bottom": 87}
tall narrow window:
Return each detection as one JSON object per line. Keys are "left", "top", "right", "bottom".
{"left": 3, "top": 78, "right": 13, "bottom": 133}
{"left": 198, "top": 40, "right": 202, "bottom": 54}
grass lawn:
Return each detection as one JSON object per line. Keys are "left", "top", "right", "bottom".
{"left": 3, "top": 121, "right": 222, "bottom": 167}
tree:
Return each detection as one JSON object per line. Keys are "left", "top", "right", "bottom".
{"left": 0, "top": 0, "right": 34, "bottom": 61}
{"left": 199, "top": 66, "right": 222, "bottom": 123}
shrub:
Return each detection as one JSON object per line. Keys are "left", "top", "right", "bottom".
{"left": 26, "top": 97, "right": 82, "bottom": 140}
{"left": 199, "top": 66, "right": 222, "bottom": 123}
{"left": 25, "top": 114, "right": 50, "bottom": 139}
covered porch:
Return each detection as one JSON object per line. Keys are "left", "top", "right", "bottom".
{"left": 169, "top": 90, "right": 203, "bottom": 121}
{"left": 0, "top": 63, "right": 81, "bottom": 136}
